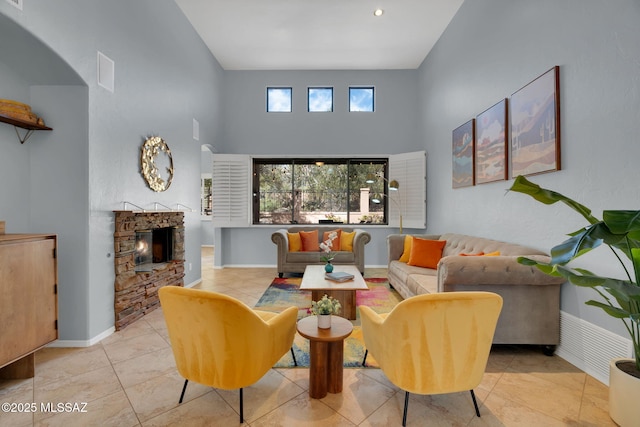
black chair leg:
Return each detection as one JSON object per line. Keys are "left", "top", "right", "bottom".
{"left": 402, "top": 391, "right": 410, "bottom": 426}
{"left": 239, "top": 388, "right": 244, "bottom": 423}
{"left": 470, "top": 389, "right": 480, "bottom": 417}
{"left": 362, "top": 349, "right": 368, "bottom": 366}
{"left": 179, "top": 379, "right": 188, "bottom": 403}
{"left": 291, "top": 347, "right": 298, "bottom": 366}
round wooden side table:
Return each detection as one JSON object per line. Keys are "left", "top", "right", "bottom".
{"left": 296, "top": 315, "right": 354, "bottom": 399}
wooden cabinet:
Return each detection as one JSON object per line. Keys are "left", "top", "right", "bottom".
{"left": 0, "top": 234, "right": 58, "bottom": 378}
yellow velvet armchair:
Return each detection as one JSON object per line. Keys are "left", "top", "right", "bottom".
{"left": 158, "top": 286, "right": 298, "bottom": 423}
{"left": 360, "top": 291, "right": 503, "bottom": 426}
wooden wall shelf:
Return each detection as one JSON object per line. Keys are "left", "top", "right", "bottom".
{"left": 0, "top": 113, "right": 52, "bottom": 144}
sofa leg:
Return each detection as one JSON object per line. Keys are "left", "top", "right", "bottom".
{"left": 278, "top": 273, "right": 283, "bottom": 278}
{"left": 543, "top": 345, "right": 556, "bottom": 356}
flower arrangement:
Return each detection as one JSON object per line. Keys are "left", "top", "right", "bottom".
{"left": 319, "top": 231, "right": 338, "bottom": 263}
{"left": 310, "top": 293, "right": 341, "bottom": 315}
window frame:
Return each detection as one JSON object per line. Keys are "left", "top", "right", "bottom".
{"left": 307, "top": 87, "right": 334, "bottom": 112}
{"left": 210, "top": 152, "right": 425, "bottom": 230}
{"left": 349, "top": 86, "right": 375, "bottom": 112}
{"left": 266, "top": 86, "right": 293, "bottom": 113}
{"left": 251, "top": 158, "right": 388, "bottom": 225}
{"left": 201, "top": 173, "right": 212, "bottom": 219}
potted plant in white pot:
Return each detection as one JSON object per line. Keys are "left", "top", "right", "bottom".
{"left": 310, "top": 294, "right": 341, "bottom": 329}
{"left": 508, "top": 175, "right": 640, "bottom": 426}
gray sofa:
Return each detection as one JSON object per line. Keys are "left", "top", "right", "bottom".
{"left": 387, "top": 233, "right": 566, "bottom": 353}
{"left": 272, "top": 226, "right": 371, "bottom": 277}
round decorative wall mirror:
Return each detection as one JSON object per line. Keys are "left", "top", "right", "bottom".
{"left": 140, "top": 136, "right": 174, "bottom": 192}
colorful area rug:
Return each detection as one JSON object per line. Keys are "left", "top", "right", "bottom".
{"left": 254, "top": 276, "right": 402, "bottom": 368}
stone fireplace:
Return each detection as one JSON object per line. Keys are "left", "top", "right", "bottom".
{"left": 113, "top": 211, "right": 185, "bottom": 330}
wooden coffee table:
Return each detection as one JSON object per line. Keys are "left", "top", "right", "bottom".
{"left": 296, "top": 315, "right": 353, "bottom": 399}
{"left": 300, "top": 265, "right": 369, "bottom": 320}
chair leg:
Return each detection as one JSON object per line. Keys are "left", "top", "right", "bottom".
{"left": 470, "top": 389, "right": 480, "bottom": 417}
{"left": 291, "top": 347, "right": 298, "bottom": 366}
{"left": 179, "top": 379, "right": 188, "bottom": 403}
{"left": 362, "top": 349, "right": 368, "bottom": 367}
{"left": 402, "top": 391, "right": 410, "bottom": 426}
{"left": 239, "top": 388, "right": 244, "bottom": 423}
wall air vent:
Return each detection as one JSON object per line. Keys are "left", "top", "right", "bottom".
{"left": 5, "top": 0, "right": 23, "bottom": 10}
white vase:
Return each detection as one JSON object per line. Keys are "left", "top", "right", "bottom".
{"left": 317, "top": 314, "right": 331, "bottom": 329}
{"left": 609, "top": 358, "right": 640, "bottom": 426}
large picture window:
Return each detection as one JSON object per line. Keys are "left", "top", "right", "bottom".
{"left": 253, "top": 159, "right": 388, "bottom": 225}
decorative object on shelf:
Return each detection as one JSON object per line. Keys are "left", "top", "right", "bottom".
{"left": 310, "top": 294, "right": 341, "bottom": 329}
{"left": 368, "top": 173, "right": 404, "bottom": 233}
{"left": 508, "top": 175, "right": 640, "bottom": 425}
{"left": 475, "top": 98, "right": 508, "bottom": 184}
{"left": 140, "top": 136, "right": 174, "bottom": 192}
{"left": 510, "top": 66, "right": 560, "bottom": 177}
{"left": 320, "top": 230, "right": 338, "bottom": 272}
{"left": 452, "top": 119, "right": 475, "bottom": 188}
{"left": 0, "top": 99, "right": 52, "bottom": 144}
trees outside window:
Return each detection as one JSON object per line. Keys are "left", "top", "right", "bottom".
{"left": 253, "top": 159, "right": 387, "bottom": 225}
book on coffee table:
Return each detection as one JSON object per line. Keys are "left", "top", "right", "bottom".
{"left": 325, "top": 271, "right": 355, "bottom": 282}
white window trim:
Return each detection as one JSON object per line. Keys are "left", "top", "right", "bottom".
{"left": 211, "top": 154, "right": 251, "bottom": 227}
{"left": 388, "top": 151, "right": 427, "bottom": 229}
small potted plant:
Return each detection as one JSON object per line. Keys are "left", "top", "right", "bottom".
{"left": 311, "top": 294, "right": 341, "bottom": 329}
{"left": 508, "top": 175, "right": 640, "bottom": 426}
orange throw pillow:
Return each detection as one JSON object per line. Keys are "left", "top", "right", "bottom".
{"left": 322, "top": 229, "right": 342, "bottom": 251}
{"left": 300, "top": 230, "right": 320, "bottom": 252}
{"left": 288, "top": 232, "right": 302, "bottom": 252}
{"left": 407, "top": 238, "right": 446, "bottom": 269}
{"left": 398, "top": 235, "right": 413, "bottom": 263}
{"left": 340, "top": 231, "right": 355, "bottom": 252}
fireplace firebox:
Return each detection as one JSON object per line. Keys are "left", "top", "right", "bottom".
{"left": 135, "top": 227, "right": 176, "bottom": 272}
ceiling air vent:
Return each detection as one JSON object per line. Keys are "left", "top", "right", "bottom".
{"left": 5, "top": 0, "right": 23, "bottom": 11}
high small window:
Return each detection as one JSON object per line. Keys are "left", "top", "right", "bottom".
{"left": 267, "top": 87, "right": 292, "bottom": 112}
{"left": 308, "top": 87, "right": 333, "bottom": 112}
{"left": 349, "top": 87, "right": 374, "bottom": 112}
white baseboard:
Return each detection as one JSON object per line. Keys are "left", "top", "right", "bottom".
{"left": 185, "top": 278, "right": 200, "bottom": 288}
{"left": 556, "top": 311, "right": 633, "bottom": 386}
{"left": 47, "top": 326, "right": 115, "bottom": 348}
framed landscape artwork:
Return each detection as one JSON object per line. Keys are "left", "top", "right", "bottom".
{"left": 475, "top": 99, "right": 508, "bottom": 184}
{"left": 510, "top": 66, "right": 560, "bottom": 177}
{"left": 452, "top": 119, "right": 475, "bottom": 188}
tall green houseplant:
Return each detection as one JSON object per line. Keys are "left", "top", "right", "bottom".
{"left": 508, "top": 175, "right": 640, "bottom": 371}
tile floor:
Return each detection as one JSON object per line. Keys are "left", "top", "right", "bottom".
{"left": 0, "top": 248, "right": 616, "bottom": 426}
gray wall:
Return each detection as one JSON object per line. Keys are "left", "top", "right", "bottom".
{"left": 419, "top": 0, "right": 640, "bottom": 336}
{"left": 3, "top": 0, "right": 638, "bottom": 346}
{"left": 215, "top": 70, "right": 423, "bottom": 267}
{"left": 0, "top": 0, "right": 224, "bottom": 342}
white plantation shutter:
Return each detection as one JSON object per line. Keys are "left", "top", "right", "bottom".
{"left": 211, "top": 154, "right": 251, "bottom": 227}
{"left": 388, "top": 151, "right": 427, "bottom": 230}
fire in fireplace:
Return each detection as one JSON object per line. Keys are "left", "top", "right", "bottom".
{"left": 135, "top": 227, "right": 176, "bottom": 272}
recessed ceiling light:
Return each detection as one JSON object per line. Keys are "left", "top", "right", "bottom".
{"left": 373, "top": 8, "right": 384, "bottom": 17}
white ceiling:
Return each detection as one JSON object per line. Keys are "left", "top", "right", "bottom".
{"left": 175, "top": 0, "right": 463, "bottom": 71}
